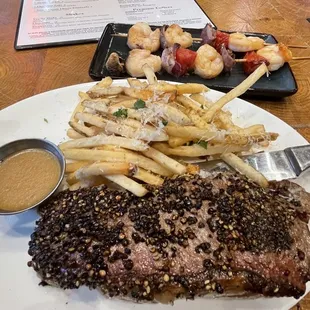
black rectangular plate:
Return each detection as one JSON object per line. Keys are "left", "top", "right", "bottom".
{"left": 89, "top": 23, "right": 298, "bottom": 98}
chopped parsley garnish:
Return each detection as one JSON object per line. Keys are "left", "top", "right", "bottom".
{"left": 201, "top": 104, "right": 204, "bottom": 110}
{"left": 113, "top": 108, "right": 128, "bottom": 118}
{"left": 162, "top": 120, "right": 168, "bottom": 126}
{"left": 197, "top": 141, "right": 208, "bottom": 149}
{"left": 134, "top": 99, "right": 146, "bottom": 109}
{"left": 44, "top": 118, "right": 48, "bottom": 123}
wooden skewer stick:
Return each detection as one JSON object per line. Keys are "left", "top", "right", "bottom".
{"left": 112, "top": 33, "right": 309, "bottom": 49}
{"left": 188, "top": 38, "right": 308, "bottom": 49}
{"left": 235, "top": 56, "right": 310, "bottom": 63}
{"left": 112, "top": 33, "right": 128, "bottom": 38}
{"left": 189, "top": 38, "right": 308, "bottom": 48}
{"left": 263, "top": 43, "right": 308, "bottom": 49}
{"left": 290, "top": 56, "right": 310, "bottom": 60}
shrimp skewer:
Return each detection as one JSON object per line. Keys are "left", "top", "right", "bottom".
{"left": 116, "top": 23, "right": 309, "bottom": 51}
{"left": 200, "top": 24, "right": 308, "bottom": 52}
{"left": 234, "top": 43, "right": 310, "bottom": 74}
{"left": 115, "top": 32, "right": 308, "bottom": 49}
{"left": 237, "top": 43, "right": 310, "bottom": 75}
{"left": 127, "top": 22, "right": 161, "bottom": 52}
{"left": 201, "top": 24, "right": 264, "bottom": 53}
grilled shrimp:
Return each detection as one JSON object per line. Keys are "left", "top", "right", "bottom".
{"left": 125, "top": 49, "right": 162, "bottom": 77}
{"left": 127, "top": 22, "right": 161, "bottom": 52}
{"left": 194, "top": 44, "right": 224, "bottom": 79}
{"left": 228, "top": 33, "right": 265, "bottom": 52}
{"left": 161, "top": 24, "right": 193, "bottom": 49}
{"left": 257, "top": 43, "right": 293, "bottom": 71}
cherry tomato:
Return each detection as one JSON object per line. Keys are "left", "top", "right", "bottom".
{"left": 214, "top": 31, "right": 229, "bottom": 52}
{"left": 176, "top": 48, "right": 197, "bottom": 72}
{"left": 243, "top": 51, "right": 269, "bottom": 74}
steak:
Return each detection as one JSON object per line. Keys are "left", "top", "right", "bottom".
{"left": 28, "top": 173, "right": 310, "bottom": 302}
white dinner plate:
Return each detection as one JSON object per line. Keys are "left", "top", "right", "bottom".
{"left": 0, "top": 80, "right": 309, "bottom": 310}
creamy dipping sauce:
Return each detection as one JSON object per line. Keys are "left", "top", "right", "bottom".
{"left": 0, "top": 149, "right": 61, "bottom": 212}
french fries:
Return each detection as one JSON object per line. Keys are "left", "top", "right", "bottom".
{"left": 215, "top": 111, "right": 241, "bottom": 131}
{"left": 76, "top": 162, "right": 136, "bottom": 179}
{"left": 148, "top": 103, "right": 192, "bottom": 125}
{"left": 75, "top": 112, "right": 106, "bottom": 129}
{"left": 142, "top": 64, "right": 158, "bottom": 85}
{"left": 95, "top": 145, "right": 127, "bottom": 152}
{"left": 185, "top": 109, "right": 209, "bottom": 129}
{"left": 142, "top": 147, "right": 187, "bottom": 175}
{"left": 104, "top": 120, "right": 137, "bottom": 138}
{"left": 59, "top": 135, "right": 149, "bottom": 151}
{"left": 109, "top": 95, "right": 136, "bottom": 102}
{"left": 110, "top": 99, "right": 137, "bottom": 108}
{"left": 168, "top": 136, "right": 192, "bottom": 148}
{"left": 203, "top": 63, "right": 269, "bottom": 122}
{"left": 87, "top": 86, "right": 124, "bottom": 98}
{"left": 165, "top": 125, "right": 216, "bottom": 140}
{"left": 133, "top": 168, "right": 164, "bottom": 186}
{"left": 74, "top": 113, "right": 167, "bottom": 142}
{"left": 69, "top": 182, "right": 83, "bottom": 191}
{"left": 90, "top": 77, "right": 113, "bottom": 90}
{"left": 223, "top": 132, "right": 278, "bottom": 145}
{"left": 108, "top": 106, "right": 145, "bottom": 122}
{"left": 106, "top": 120, "right": 168, "bottom": 142}
{"left": 176, "top": 95, "right": 202, "bottom": 112}
{"left": 121, "top": 118, "right": 157, "bottom": 130}
{"left": 70, "top": 92, "right": 89, "bottom": 122}
{"left": 62, "top": 66, "right": 278, "bottom": 196}
{"left": 69, "top": 121, "right": 97, "bottom": 137}
{"left": 69, "top": 176, "right": 105, "bottom": 191}
{"left": 123, "top": 87, "right": 154, "bottom": 101}
{"left": 221, "top": 152, "right": 269, "bottom": 188}
{"left": 67, "top": 128, "right": 85, "bottom": 139}
{"left": 82, "top": 100, "right": 109, "bottom": 113}
{"left": 147, "top": 83, "right": 177, "bottom": 93}
{"left": 127, "top": 78, "right": 148, "bottom": 89}
{"left": 190, "top": 94, "right": 213, "bottom": 109}
{"left": 104, "top": 175, "right": 148, "bottom": 197}
{"left": 152, "top": 143, "right": 251, "bottom": 157}
{"left": 243, "top": 124, "right": 266, "bottom": 135}
{"left": 78, "top": 91, "right": 90, "bottom": 100}
{"left": 176, "top": 83, "right": 208, "bottom": 94}
{"left": 63, "top": 149, "right": 173, "bottom": 177}
{"left": 65, "top": 161, "right": 90, "bottom": 173}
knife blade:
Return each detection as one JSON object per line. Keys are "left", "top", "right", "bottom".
{"left": 198, "top": 145, "right": 310, "bottom": 181}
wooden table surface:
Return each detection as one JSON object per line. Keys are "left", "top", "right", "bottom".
{"left": 1, "top": 0, "right": 310, "bottom": 308}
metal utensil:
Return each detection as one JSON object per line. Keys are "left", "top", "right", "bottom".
{"left": 0, "top": 139, "right": 65, "bottom": 215}
{"left": 200, "top": 145, "right": 310, "bottom": 181}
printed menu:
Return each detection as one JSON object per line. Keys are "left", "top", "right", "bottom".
{"left": 15, "top": 0, "right": 214, "bottom": 49}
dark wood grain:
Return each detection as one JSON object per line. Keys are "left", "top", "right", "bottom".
{"left": 0, "top": 0, "right": 310, "bottom": 307}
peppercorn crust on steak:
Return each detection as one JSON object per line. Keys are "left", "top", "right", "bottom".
{"left": 28, "top": 172, "right": 310, "bottom": 302}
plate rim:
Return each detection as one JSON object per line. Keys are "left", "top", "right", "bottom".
{"left": 0, "top": 80, "right": 308, "bottom": 310}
